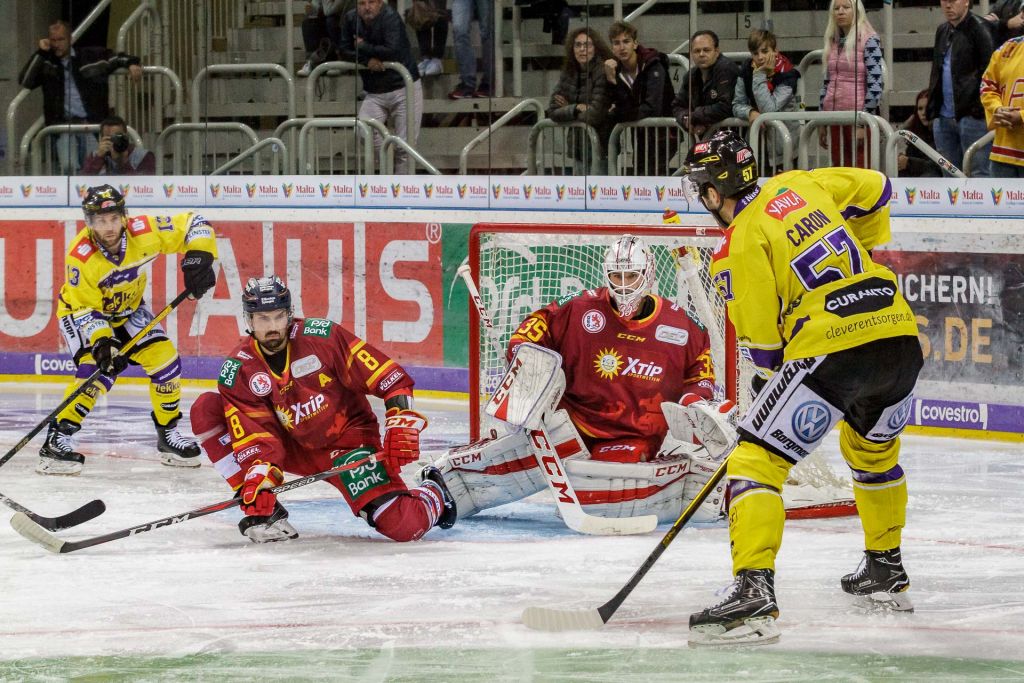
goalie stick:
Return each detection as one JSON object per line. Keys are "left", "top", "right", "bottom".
{"left": 457, "top": 263, "right": 657, "bottom": 536}
{"left": 522, "top": 450, "right": 730, "bottom": 631}
{"left": 11, "top": 448, "right": 378, "bottom": 554}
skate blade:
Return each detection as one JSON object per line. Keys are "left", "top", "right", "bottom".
{"left": 855, "top": 590, "right": 914, "bottom": 613}
{"left": 35, "top": 464, "right": 82, "bottom": 476}
{"left": 688, "top": 616, "right": 781, "bottom": 647}
{"left": 160, "top": 455, "right": 202, "bottom": 468}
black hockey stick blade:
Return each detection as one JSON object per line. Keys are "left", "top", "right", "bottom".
{"left": 522, "top": 456, "right": 730, "bottom": 631}
{"left": 0, "top": 491, "right": 105, "bottom": 532}
{"left": 10, "top": 448, "right": 377, "bottom": 554}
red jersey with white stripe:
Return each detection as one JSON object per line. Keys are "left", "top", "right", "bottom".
{"left": 508, "top": 288, "right": 714, "bottom": 452}
{"left": 216, "top": 317, "right": 414, "bottom": 472}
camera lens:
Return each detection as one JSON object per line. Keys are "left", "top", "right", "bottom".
{"left": 111, "top": 133, "right": 130, "bottom": 153}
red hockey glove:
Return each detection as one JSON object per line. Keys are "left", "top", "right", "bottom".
{"left": 382, "top": 408, "right": 428, "bottom": 466}
{"left": 240, "top": 460, "right": 285, "bottom": 517}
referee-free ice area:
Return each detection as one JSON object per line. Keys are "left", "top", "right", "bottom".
{"left": 0, "top": 382, "right": 1022, "bottom": 681}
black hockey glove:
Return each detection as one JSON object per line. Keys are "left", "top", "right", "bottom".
{"left": 751, "top": 374, "right": 768, "bottom": 398}
{"left": 181, "top": 250, "right": 216, "bottom": 299}
{"left": 92, "top": 337, "right": 128, "bottom": 375}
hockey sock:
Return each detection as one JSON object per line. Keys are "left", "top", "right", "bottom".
{"left": 841, "top": 424, "right": 907, "bottom": 551}
{"left": 56, "top": 363, "right": 114, "bottom": 424}
{"left": 371, "top": 493, "right": 433, "bottom": 542}
{"left": 134, "top": 344, "right": 182, "bottom": 426}
{"left": 726, "top": 442, "right": 791, "bottom": 573}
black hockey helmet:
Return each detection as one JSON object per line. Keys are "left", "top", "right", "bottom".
{"left": 682, "top": 130, "right": 758, "bottom": 201}
{"left": 242, "top": 275, "right": 293, "bottom": 331}
{"left": 82, "top": 184, "right": 126, "bottom": 219}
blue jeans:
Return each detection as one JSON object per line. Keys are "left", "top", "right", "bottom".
{"left": 933, "top": 116, "right": 991, "bottom": 177}
{"left": 451, "top": 0, "right": 493, "bottom": 90}
{"left": 991, "top": 159, "right": 1024, "bottom": 177}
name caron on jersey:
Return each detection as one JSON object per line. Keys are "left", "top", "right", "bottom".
{"left": 785, "top": 209, "right": 832, "bottom": 246}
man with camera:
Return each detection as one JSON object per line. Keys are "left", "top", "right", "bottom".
{"left": 80, "top": 116, "right": 155, "bottom": 176}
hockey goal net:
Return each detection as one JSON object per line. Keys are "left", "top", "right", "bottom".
{"left": 467, "top": 223, "right": 855, "bottom": 518}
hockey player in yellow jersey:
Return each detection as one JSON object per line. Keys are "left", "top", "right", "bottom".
{"left": 681, "top": 131, "right": 923, "bottom": 645}
{"left": 39, "top": 185, "right": 218, "bottom": 475}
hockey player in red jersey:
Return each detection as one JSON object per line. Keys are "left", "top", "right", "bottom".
{"left": 432, "top": 235, "right": 738, "bottom": 528}
{"left": 189, "top": 275, "right": 456, "bottom": 543}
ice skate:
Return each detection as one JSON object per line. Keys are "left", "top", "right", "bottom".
{"left": 689, "top": 569, "right": 781, "bottom": 646}
{"left": 841, "top": 548, "right": 913, "bottom": 612}
{"left": 153, "top": 412, "right": 202, "bottom": 467}
{"left": 37, "top": 419, "right": 85, "bottom": 475}
{"left": 238, "top": 502, "right": 299, "bottom": 543}
{"left": 419, "top": 465, "right": 458, "bottom": 529}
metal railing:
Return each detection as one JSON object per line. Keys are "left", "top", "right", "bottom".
{"left": 210, "top": 137, "right": 287, "bottom": 176}
{"left": 460, "top": 98, "right": 545, "bottom": 174}
{"left": 381, "top": 137, "right": 442, "bottom": 175}
{"left": 749, "top": 110, "right": 893, "bottom": 173}
{"left": 192, "top": 63, "right": 297, "bottom": 122}
{"left": 964, "top": 130, "right": 996, "bottom": 177}
{"left": 296, "top": 118, "right": 375, "bottom": 175}
{"left": 528, "top": 121, "right": 602, "bottom": 176}
{"left": 114, "top": 1, "right": 163, "bottom": 142}
{"left": 24, "top": 124, "right": 143, "bottom": 176}
{"left": 306, "top": 61, "right": 416, "bottom": 150}
{"left": 888, "top": 129, "right": 965, "bottom": 178}
{"left": 155, "top": 122, "right": 260, "bottom": 175}
{"left": 608, "top": 117, "right": 686, "bottom": 176}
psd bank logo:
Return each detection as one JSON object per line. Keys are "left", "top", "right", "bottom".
{"left": 792, "top": 401, "right": 831, "bottom": 443}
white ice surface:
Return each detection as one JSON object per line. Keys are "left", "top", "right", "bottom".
{"left": 0, "top": 382, "right": 1022, "bottom": 680}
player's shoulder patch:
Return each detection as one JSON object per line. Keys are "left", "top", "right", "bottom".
{"left": 70, "top": 236, "right": 96, "bottom": 263}
{"left": 127, "top": 215, "right": 152, "bottom": 236}
{"left": 218, "top": 358, "right": 243, "bottom": 387}
{"left": 554, "top": 289, "right": 584, "bottom": 307}
{"left": 301, "top": 317, "right": 333, "bottom": 338}
{"left": 763, "top": 187, "right": 807, "bottom": 220}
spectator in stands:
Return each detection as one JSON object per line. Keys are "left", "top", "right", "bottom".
{"left": 80, "top": 115, "right": 155, "bottom": 176}
{"left": 339, "top": 0, "right": 423, "bottom": 173}
{"left": 895, "top": 89, "right": 942, "bottom": 177}
{"left": 449, "top": 0, "right": 494, "bottom": 98}
{"left": 18, "top": 19, "right": 142, "bottom": 175}
{"left": 980, "top": 37, "right": 1024, "bottom": 178}
{"left": 819, "top": 0, "right": 884, "bottom": 169}
{"left": 547, "top": 27, "right": 614, "bottom": 172}
{"left": 984, "top": 0, "right": 1024, "bottom": 47}
{"left": 297, "top": 1, "right": 353, "bottom": 77}
{"left": 732, "top": 28, "right": 800, "bottom": 172}
{"left": 672, "top": 30, "right": 740, "bottom": 140}
{"left": 408, "top": 0, "right": 447, "bottom": 77}
{"left": 605, "top": 21, "right": 674, "bottom": 175}
{"left": 927, "top": 0, "right": 994, "bottom": 176}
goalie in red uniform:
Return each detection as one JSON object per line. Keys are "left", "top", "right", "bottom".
{"left": 189, "top": 275, "right": 456, "bottom": 543}
{"left": 432, "top": 234, "right": 738, "bottom": 528}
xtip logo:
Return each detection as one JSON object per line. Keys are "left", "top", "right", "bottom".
{"left": 991, "top": 187, "right": 1002, "bottom": 205}
{"left": 947, "top": 187, "right": 959, "bottom": 205}
{"left": 245, "top": 183, "right": 256, "bottom": 198}
{"left": 904, "top": 187, "right": 916, "bottom": 204}
{"left": 163, "top": 183, "right": 175, "bottom": 198}
{"left": 209, "top": 184, "right": 220, "bottom": 197}
{"left": 621, "top": 185, "right": 632, "bottom": 200}
{"left": 20, "top": 184, "right": 32, "bottom": 198}
{"left": 281, "top": 183, "right": 293, "bottom": 197}
{"left": 319, "top": 183, "right": 331, "bottom": 198}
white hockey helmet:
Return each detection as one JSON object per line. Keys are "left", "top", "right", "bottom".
{"left": 603, "top": 234, "right": 655, "bottom": 318}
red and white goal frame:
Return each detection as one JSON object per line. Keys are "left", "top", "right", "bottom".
{"left": 465, "top": 222, "right": 856, "bottom": 520}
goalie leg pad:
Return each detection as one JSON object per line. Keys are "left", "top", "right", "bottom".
{"left": 564, "top": 452, "right": 725, "bottom": 524}
{"left": 433, "top": 410, "right": 587, "bottom": 518}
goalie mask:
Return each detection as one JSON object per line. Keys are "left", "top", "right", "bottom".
{"left": 242, "top": 275, "right": 293, "bottom": 333}
{"left": 603, "top": 234, "right": 655, "bottom": 318}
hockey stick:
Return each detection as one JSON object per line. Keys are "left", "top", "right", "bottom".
{"left": 0, "top": 289, "right": 191, "bottom": 473}
{"left": 522, "top": 451, "right": 730, "bottom": 631}
{"left": 10, "top": 447, "right": 378, "bottom": 554}
{"left": 0, "top": 493, "right": 105, "bottom": 532}
{"left": 458, "top": 264, "right": 656, "bottom": 536}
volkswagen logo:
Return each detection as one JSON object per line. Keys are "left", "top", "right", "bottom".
{"left": 792, "top": 401, "right": 831, "bottom": 443}
{"left": 887, "top": 395, "right": 913, "bottom": 430}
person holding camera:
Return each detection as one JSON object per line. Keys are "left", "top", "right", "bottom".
{"left": 80, "top": 116, "right": 155, "bottom": 175}
{"left": 19, "top": 20, "right": 143, "bottom": 175}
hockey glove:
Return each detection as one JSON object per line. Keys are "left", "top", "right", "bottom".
{"left": 240, "top": 460, "right": 285, "bottom": 517}
{"left": 679, "top": 393, "right": 738, "bottom": 461}
{"left": 382, "top": 408, "right": 428, "bottom": 466}
{"left": 92, "top": 336, "right": 128, "bottom": 375}
{"left": 181, "top": 250, "right": 216, "bottom": 300}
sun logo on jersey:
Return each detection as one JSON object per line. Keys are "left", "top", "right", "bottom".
{"left": 274, "top": 405, "right": 294, "bottom": 430}
{"left": 593, "top": 347, "right": 624, "bottom": 380}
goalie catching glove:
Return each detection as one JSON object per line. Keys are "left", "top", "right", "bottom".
{"left": 382, "top": 408, "right": 428, "bottom": 466}
{"left": 240, "top": 460, "right": 285, "bottom": 516}
{"left": 664, "top": 394, "right": 738, "bottom": 460}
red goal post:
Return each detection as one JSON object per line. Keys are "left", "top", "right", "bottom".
{"left": 467, "top": 223, "right": 740, "bottom": 439}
